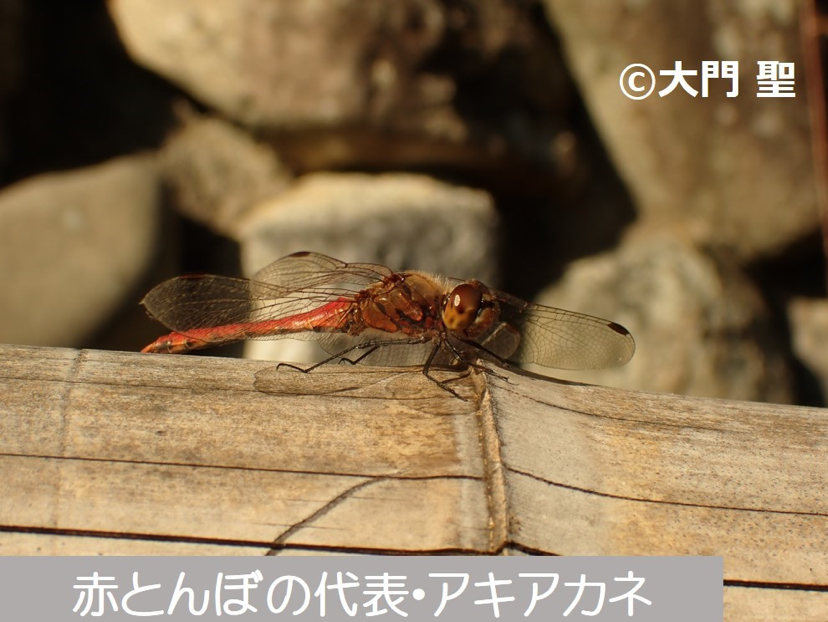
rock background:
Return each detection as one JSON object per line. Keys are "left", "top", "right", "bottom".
{"left": 0, "top": 0, "right": 824, "bottom": 406}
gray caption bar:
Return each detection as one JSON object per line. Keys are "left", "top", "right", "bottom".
{"left": 0, "top": 556, "right": 722, "bottom": 621}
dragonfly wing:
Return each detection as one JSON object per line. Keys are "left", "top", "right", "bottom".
{"left": 489, "top": 290, "right": 635, "bottom": 370}
{"left": 141, "top": 252, "right": 395, "bottom": 341}
{"left": 142, "top": 275, "right": 257, "bottom": 332}
{"left": 250, "top": 252, "right": 392, "bottom": 297}
{"left": 143, "top": 273, "right": 349, "bottom": 329}
{"left": 243, "top": 252, "right": 397, "bottom": 336}
{"left": 316, "top": 332, "right": 459, "bottom": 368}
{"left": 475, "top": 320, "right": 522, "bottom": 361}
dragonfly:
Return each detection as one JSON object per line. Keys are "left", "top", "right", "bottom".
{"left": 141, "top": 251, "right": 635, "bottom": 394}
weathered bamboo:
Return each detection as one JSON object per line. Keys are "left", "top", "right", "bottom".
{"left": 0, "top": 344, "right": 825, "bottom": 620}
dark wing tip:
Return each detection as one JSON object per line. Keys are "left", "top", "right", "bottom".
{"left": 607, "top": 321, "right": 631, "bottom": 336}
{"left": 613, "top": 322, "right": 636, "bottom": 365}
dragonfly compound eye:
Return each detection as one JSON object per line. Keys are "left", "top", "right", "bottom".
{"left": 443, "top": 283, "right": 483, "bottom": 331}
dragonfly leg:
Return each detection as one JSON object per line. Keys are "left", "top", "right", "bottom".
{"left": 275, "top": 350, "right": 350, "bottom": 374}
{"left": 422, "top": 344, "right": 470, "bottom": 400}
{"left": 276, "top": 340, "right": 413, "bottom": 374}
{"left": 275, "top": 339, "right": 470, "bottom": 399}
{"left": 455, "top": 338, "right": 514, "bottom": 382}
{"left": 440, "top": 336, "right": 508, "bottom": 382}
{"left": 275, "top": 361, "right": 312, "bottom": 373}
{"left": 440, "top": 368, "right": 472, "bottom": 385}
{"left": 473, "top": 362, "right": 509, "bottom": 382}
{"left": 337, "top": 345, "right": 380, "bottom": 366}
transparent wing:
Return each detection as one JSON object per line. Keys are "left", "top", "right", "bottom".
{"left": 483, "top": 290, "right": 635, "bottom": 370}
{"left": 317, "top": 332, "right": 460, "bottom": 368}
{"left": 141, "top": 274, "right": 260, "bottom": 334}
{"left": 251, "top": 252, "right": 391, "bottom": 295}
{"left": 141, "top": 252, "right": 391, "bottom": 339}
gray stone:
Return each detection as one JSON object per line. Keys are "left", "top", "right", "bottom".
{"left": 160, "top": 112, "right": 290, "bottom": 235}
{"left": 532, "top": 228, "right": 795, "bottom": 403}
{"left": 109, "top": 0, "right": 575, "bottom": 177}
{"left": 544, "top": 0, "right": 819, "bottom": 260}
{"left": 788, "top": 297, "right": 828, "bottom": 406}
{"left": 0, "top": 155, "right": 162, "bottom": 347}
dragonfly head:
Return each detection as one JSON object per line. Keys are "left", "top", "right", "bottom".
{"left": 442, "top": 281, "right": 499, "bottom": 338}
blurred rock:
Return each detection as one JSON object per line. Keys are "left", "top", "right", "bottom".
{"left": 788, "top": 297, "right": 828, "bottom": 405}
{"left": 161, "top": 112, "right": 290, "bottom": 235}
{"left": 108, "top": 0, "right": 576, "bottom": 179}
{"left": 532, "top": 228, "right": 795, "bottom": 403}
{"left": 234, "top": 171, "right": 498, "bottom": 362}
{"left": 0, "top": 155, "right": 162, "bottom": 347}
{"left": 544, "top": 0, "right": 819, "bottom": 261}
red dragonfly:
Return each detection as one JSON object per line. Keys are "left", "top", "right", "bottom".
{"left": 141, "top": 252, "right": 635, "bottom": 393}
